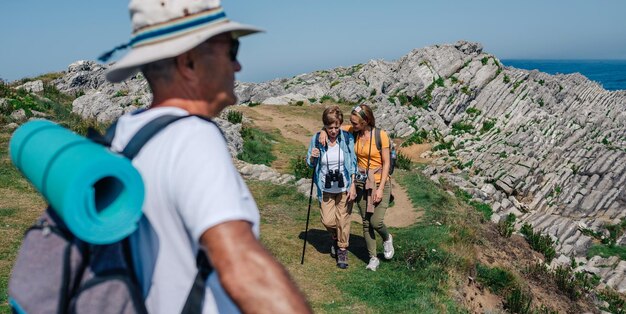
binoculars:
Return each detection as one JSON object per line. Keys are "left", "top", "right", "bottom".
{"left": 325, "top": 169, "right": 344, "bottom": 189}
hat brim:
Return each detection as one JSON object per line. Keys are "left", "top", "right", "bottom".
{"left": 105, "top": 21, "right": 263, "bottom": 83}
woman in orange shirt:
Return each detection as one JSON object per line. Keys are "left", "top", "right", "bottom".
{"left": 320, "top": 104, "right": 394, "bottom": 271}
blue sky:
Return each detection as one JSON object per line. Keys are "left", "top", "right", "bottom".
{"left": 2, "top": 0, "right": 625, "bottom": 83}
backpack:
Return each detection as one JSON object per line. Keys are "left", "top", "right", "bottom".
{"left": 8, "top": 115, "right": 212, "bottom": 314}
{"left": 370, "top": 128, "right": 397, "bottom": 175}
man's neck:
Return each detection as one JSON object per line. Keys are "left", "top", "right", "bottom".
{"left": 150, "top": 98, "right": 219, "bottom": 118}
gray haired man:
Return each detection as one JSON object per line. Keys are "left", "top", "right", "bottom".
{"left": 101, "top": 0, "right": 311, "bottom": 312}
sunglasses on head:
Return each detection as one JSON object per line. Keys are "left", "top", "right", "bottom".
{"left": 352, "top": 105, "right": 367, "bottom": 120}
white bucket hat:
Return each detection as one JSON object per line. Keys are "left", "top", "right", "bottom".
{"left": 101, "top": 0, "right": 263, "bottom": 83}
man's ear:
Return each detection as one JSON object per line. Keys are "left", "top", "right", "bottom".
{"left": 175, "top": 52, "right": 197, "bottom": 82}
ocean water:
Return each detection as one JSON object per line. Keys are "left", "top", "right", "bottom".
{"left": 501, "top": 60, "right": 626, "bottom": 91}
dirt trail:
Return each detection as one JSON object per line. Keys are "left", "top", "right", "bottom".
{"left": 237, "top": 104, "right": 424, "bottom": 228}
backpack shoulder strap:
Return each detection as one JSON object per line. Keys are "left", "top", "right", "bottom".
{"left": 375, "top": 127, "right": 382, "bottom": 152}
{"left": 121, "top": 115, "right": 191, "bottom": 159}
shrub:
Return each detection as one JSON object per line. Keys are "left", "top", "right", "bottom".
{"left": 396, "top": 152, "right": 412, "bottom": 171}
{"left": 598, "top": 288, "right": 626, "bottom": 314}
{"left": 308, "top": 98, "right": 317, "bottom": 103}
{"left": 401, "top": 129, "right": 429, "bottom": 147}
{"left": 451, "top": 122, "right": 474, "bottom": 135}
{"left": 410, "top": 96, "right": 428, "bottom": 109}
{"left": 461, "top": 86, "right": 471, "bottom": 95}
{"left": 432, "top": 140, "right": 453, "bottom": 152}
{"left": 465, "top": 107, "right": 481, "bottom": 116}
{"left": 248, "top": 102, "right": 261, "bottom": 107}
{"left": 481, "top": 57, "right": 489, "bottom": 65}
{"left": 434, "top": 77, "right": 444, "bottom": 87}
{"left": 481, "top": 119, "right": 496, "bottom": 133}
{"left": 113, "top": 90, "right": 128, "bottom": 97}
{"left": 370, "top": 89, "right": 376, "bottom": 96}
{"left": 503, "top": 74, "right": 511, "bottom": 83}
{"left": 290, "top": 156, "right": 313, "bottom": 180}
{"left": 505, "top": 288, "right": 533, "bottom": 314}
{"left": 520, "top": 223, "right": 556, "bottom": 263}
{"left": 226, "top": 110, "right": 242, "bottom": 124}
{"left": 498, "top": 213, "right": 516, "bottom": 237}
{"left": 537, "top": 98, "right": 545, "bottom": 107}
{"left": 320, "top": 95, "right": 334, "bottom": 103}
{"left": 294, "top": 100, "right": 304, "bottom": 106}
{"left": 237, "top": 127, "right": 276, "bottom": 166}
{"left": 330, "top": 80, "right": 340, "bottom": 88}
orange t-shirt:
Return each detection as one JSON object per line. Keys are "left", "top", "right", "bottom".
{"left": 342, "top": 125, "right": 390, "bottom": 183}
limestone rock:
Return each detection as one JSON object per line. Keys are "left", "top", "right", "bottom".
{"left": 17, "top": 80, "right": 43, "bottom": 93}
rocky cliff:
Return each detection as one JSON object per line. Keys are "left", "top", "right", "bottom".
{"left": 23, "top": 40, "right": 626, "bottom": 291}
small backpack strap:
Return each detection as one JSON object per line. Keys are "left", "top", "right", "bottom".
{"left": 181, "top": 252, "right": 214, "bottom": 314}
{"left": 375, "top": 128, "right": 382, "bottom": 152}
{"left": 121, "top": 115, "right": 191, "bottom": 160}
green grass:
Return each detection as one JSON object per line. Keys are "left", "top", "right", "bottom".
{"left": 587, "top": 244, "right": 626, "bottom": 260}
{"left": 477, "top": 263, "right": 516, "bottom": 292}
{"left": 250, "top": 168, "right": 478, "bottom": 312}
{"left": 237, "top": 127, "right": 277, "bottom": 166}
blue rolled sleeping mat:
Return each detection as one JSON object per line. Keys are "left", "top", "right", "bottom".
{"left": 9, "top": 120, "right": 144, "bottom": 244}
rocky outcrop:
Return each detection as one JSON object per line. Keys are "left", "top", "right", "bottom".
{"left": 46, "top": 41, "right": 626, "bottom": 290}
{"left": 229, "top": 40, "right": 626, "bottom": 291}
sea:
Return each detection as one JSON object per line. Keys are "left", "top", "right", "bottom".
{"left": 501, "top": 60, "right": 626, "bottom": 91}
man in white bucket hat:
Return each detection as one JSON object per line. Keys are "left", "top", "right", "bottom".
{"left": 101, "top": 0, "right": 311, "bottom": 313}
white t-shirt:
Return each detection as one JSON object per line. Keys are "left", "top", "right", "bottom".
{"left": 319, "top": 143, "right": 347, "bottom": 194}
{"left": 110, "top": 107, "right": 260, "bottom": 314}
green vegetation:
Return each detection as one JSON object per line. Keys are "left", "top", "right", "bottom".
{"left": 293, "top": 100, "right": 304, "bottom": 106}
{"left": 505, "top": 287, "right": 533, "bottom": 313}
{"left": 319, "top": 95, "right": 335, "bottom": 103}
{"left": 455, "top": 189, "right": 492, "bottom": 221}
{"left": 451, "top": 122, "right": 474, "bottom": 135}
{"left": 481, "top": 119, "right": 496, "bottom": 133}
{"left": 330, "top": 80, "right": 340, "bottom": 88}
{"left": 498, "top": 213, "right": 516, "bottom": 237}
{"left": 598, "top": 288, "right": 626, "bottom": 314}
{"left": 503, "top": 74, "right": 511, "bottom": 84}
{"left": 465, "top": 107, "right": 481, "bottom": 116}
{"left": 480, "top": 57, "right": 489, "bottom": 65}
{"left": 113, "top": 90, "right": 128, "bottom": 97}
{"left": 226, "top": 110, "right": 243, "bottom": 124}
{"left": 476, "top": 263, "right": 516, "bottom": 292}
{"left": 248, "top": 102, "right": 261, "bottom": 107}
{"left": 460, "top": 86, "right": 470, "bottom": 95}
{"left": 395, "top": 152, "right": 412, "bottom": 171}
{"left": 434, "top": 77, "right": 445, "bottom": 88}
{"left": 401, "top": 129, "right": 429, "bottom": 147}
{"left": 307, "top": 97, "right": 317, "bottom": 103}
{"left": 237, "top": 127, "right": 277, "bottom": 166}
{"left": 289, "top": 156, "right": 312, "bottom": 180}
{"left": 370, "top": 89, "right": 377, "bottom": 96}
{"left": 537, "top": 98, "right": 544, "bottom": 107}
{"left": 520, "top": 224, "right": 556, "bottom": 263}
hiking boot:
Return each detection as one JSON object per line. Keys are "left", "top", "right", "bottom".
{"left": 337, "top": 249, "right": 348, "bottom": 269}
{"left": 365, "top": 257, "right": 380, "bottom": 271}
{"left": 383, "top": 234, "right": 395, "bottom": 260}
{"left": 330, "top": 240, "right": 338, "bottom": 259}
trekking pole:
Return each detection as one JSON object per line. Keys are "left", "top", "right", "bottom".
{"left": 301, "top": 158, "right": 317, "bottom": 265}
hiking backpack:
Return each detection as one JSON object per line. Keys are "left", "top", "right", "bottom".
{"left": 364, "top": 128, "right": 397, "bottom": 175}
{"left": 8, "top": 115, "right": 213, "bottom": 314}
